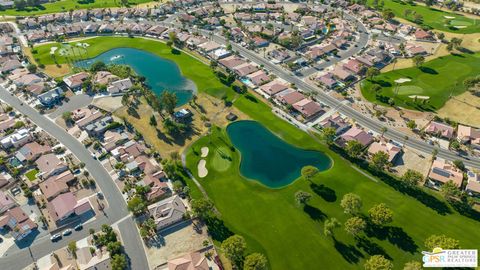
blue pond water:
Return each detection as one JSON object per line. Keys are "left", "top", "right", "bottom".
{"left": 227, "top": 120, "right": 332, "bottom": 188}
{"left": 76, "top": 48, "right": 195, "bottom": 106}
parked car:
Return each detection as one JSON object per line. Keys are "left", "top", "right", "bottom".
{"left": 74, "top": 224, "right": 83, "bottom": 231}
{"left": 50, "top": 234, "right": 61, "bottom": 242}
{"left": 62, "top": 229, "right": 72, "bottom": 236}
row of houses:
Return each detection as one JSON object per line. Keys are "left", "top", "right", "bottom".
{"left": 426, "top": 121, "right": 480, "bottom": 150}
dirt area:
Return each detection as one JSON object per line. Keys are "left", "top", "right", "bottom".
{"left": 392, "top": 147, "right": 433, "bottom": 179}
{"left": 92, "top": 96, "right": 124, "bottom": 112}
{"left": 382, "top": 32, "right": 480, "bottom": 73}
{"left": 145, "top": 221, "right": 210, "bottom": 269}
{"left": 43, "top": 64, "right": 71, "bottom": 78}
{"left": 114, "top": 93, "right": 248, "bottom": 157}
{"left": 437, "top": 91, "right": 480, "bottom": 127}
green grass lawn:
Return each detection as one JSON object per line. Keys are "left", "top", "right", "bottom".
{"left": 34, "top": 36, "right": 480, "bottom": 269}
{"left": 360, "top": 52, "right": 480, "bottom": 111}
{"left": 367, "top": 0, "right": 480, "bottom": 33}
{"left": 25, "top": 169, "right": 38, "bottom": 181}
{"left": 32, "top": 36, "right": 232, "bottom": 99}
{"left": 0, "top": 0, "right": 153, "bottom": 16}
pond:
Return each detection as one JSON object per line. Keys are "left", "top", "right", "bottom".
{"left": 227, "top": 121, "right": 331, "bottom": 188}
{"left": 76, "top": 47, "right": 195, "bottom": 106}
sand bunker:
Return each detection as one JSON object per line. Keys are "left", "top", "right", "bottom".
{"left": 50, "top": 47, "right": 58, "bottom": 54}
{"left": 201, "top": 147, "right": 209, "bottom": 158}
{"left": 198, "top": 159, "right": 208, "bottom": 178}
{"left": 453, "top": 25, "right": 467, "bottom": 29}
{"left": 409, "top": 95, "right": 430, "bottom": 99}
{"left": 395, "top": 78, "right": 411, "bottom": 83}
{"left": 444, "top": 16, "right": 455, "bottom": 19}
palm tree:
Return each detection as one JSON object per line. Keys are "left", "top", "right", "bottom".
{"left": 391, "top": 58, "right": 398, "bottom": 72}
{"left": 381, "top": 127, "right": 388, "bottom": 137}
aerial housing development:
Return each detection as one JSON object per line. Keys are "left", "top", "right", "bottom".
{"left": 0, "top": 0, "right": 479, "bottom": 269}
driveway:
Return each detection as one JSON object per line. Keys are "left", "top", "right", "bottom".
{"left": 48, "top": 94, "right": 93, "bottom": 119}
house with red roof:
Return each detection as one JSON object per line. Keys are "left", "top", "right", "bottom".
{"left": 425, "top": 121, "right": 455, "bottom": 140}
{"left": 0, "top": 206, "right": 37, "bottom": 241}
{"left": 46, "top": 192, "right": 92, "bottom": 223}
{"left": 428, "top": 159, "right": 463, "bottom": 188}
{"left": 275, "top": 90, "right": 305, "bottom": 105}
{"left": 338, "top": 126, "right": 374, "bottom": 147}
{"left": 292, "top": 99, "right": 325, "bottom": 120}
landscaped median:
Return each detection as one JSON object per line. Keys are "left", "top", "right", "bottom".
{"left": 360, "top": 52, "right": 480, "bottom": 110}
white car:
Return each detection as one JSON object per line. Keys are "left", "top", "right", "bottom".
{"left": 50, "top": 234, "right": 61, "bottom": 242}
{"left": 62, "top": 229, "right": 72, "bottom": 236}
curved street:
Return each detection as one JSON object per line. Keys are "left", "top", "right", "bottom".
{"left": 0, "top": 88, "right": 148, "bottom": 270}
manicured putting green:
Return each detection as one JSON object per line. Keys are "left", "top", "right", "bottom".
{"left": 211, "top": 146, "right": 232, "bottom": 172}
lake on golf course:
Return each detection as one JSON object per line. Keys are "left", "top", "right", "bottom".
{"left": 76, "top": 48, "right": 195, "bottom": 106}
{"left": 227, "top": 121, "right": 331, "bottom": 188}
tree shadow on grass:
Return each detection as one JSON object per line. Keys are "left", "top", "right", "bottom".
{"left": 373, "top": 80, "right": 392, "bottom": 88}
{"left": 303, "top": 204, "right": 327, "bottom": 222}
{"left": 364, "top": 222, "right": 418, "bottom": 253}
{"left": 355, "top": 236, "right": 392, "bottom": 260}
{"left": 244, "top": 94, "right": 258, "bottom": 103}
{"left": 205, "top": 216, "right": 234, "bottom": 242}
{"left": 448, "top": 199, "right": 480, "bottom": 222}
{"left": 329, "top": 144, "right": 452, "bottom": 216}
{"left": 310, "top": 182, "right": 337, "bottom": 202}
{"left": 419, "top": 67, "right": 438, "bottom": 75}
{"left": 333, "top": 237, "right": 364, "bottom": 264}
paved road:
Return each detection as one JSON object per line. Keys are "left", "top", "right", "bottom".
{"left": 48, "top": 94, "right": 93, "bottom": 119}
{"left": 204, "top": 33, "right": 480, "bottom": 169}
{"left": 0, "top": 88, "right": 147, "bottom": 270}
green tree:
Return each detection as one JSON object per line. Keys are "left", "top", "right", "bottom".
{"left": 371, "top": 84, "right": 382, "bottom": 93}
{"left": 27, "top": 63, "right": 37, "bottom": 73}
{"left": 403, "top": 261, "right": 422, "bottom": 270}
{"left": 368, "top": 203, "right": 393, "bottom": 226}
{"left": 107, "top": 241, "right": 122, "bottom": 256}
{"left": 321, "top": 127, "right": 337, "bottom": 145}
{"left": 243, "top": 253, "right": 268, "bottom": 270}
{"left": 67, "top": 241, "right": 77, "bottom": 258}
{"left": 340, "top": 193, "right": 363, "bottom": 215}
{"left": 111, "top": 254, "right": 128, "bottom": 270}
{"left": 400, "top": 169, "right": 423, "bottom": 187}
{"left": 345, "top": 140, "right": 364, "bottom": 158}
{"left": 127, "top": 196, "right": 146, "bottom": 215}
{"left": 364, "top": 255, "right": 393, "bottom": 270}
{"left": 449, "top": 140, "right": 460, "bottom": 151}
{"left": 301, "top": 166, "right": 319, "bottom": 180}
{"left": 366, "top": 67, "right": 380, "bottom": 81}
{"left": 191, "top": 198, "right": 214, "bottom": 220}
{"left": 90, "top": 61, "right": 107, "bottom": 72}
{"left": 149, "top": 115, "right": 157, "bottom": 127}
{"left": 382, "top": 9, "right": 395, "bottom": 21}
{"left": 453, "top": 159, "right": 465, "bottom": 171}
{"left": 439, "top": 180, "right": 460, "bottom": 200}
{"left": 370, "top": 151, "right": 389, "bottom": 171}
{"left": 295, "top": 190, "right": 312, "bottom": 205}
{"left": 221, "top": 235, "right": 247, "bottom": 268}
{"left": 62, "top": 111, "right": 73, "bottom": 123}
{"left": 159, "top": 91, "right": 177, "bottom": 115}
{"left": 412, "top": 55, "right": 425, "bottom": 68}
{"left": 344, "top": 216, "right": 366, "bottom": 236}
{"left": 406, "top": 120, "right": 417, "bottom": 130}
{"left": 172, "top": 180, "right": 184, "bottom": 194}
{"left": 424, "top": 234, "right": 460, "bottom": 250}
{"left": 323, "top": 217, "right": 341, "bottom": 237}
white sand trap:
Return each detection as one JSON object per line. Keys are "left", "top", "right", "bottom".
{"left": 444, "top": 16, "right": 455, "bottom": 19}
{"left": 454, "top": 25, "right": 467, "bottom": 29}
{"left": 198, "top": 159, "right": 208, "bottom": 178}
{"left": 50, "top": 47, "right": 58, "bottom": 54}
{"left": 409, "top": 95, "right": 430, "bottom": 99}
{"left": 201, "top": 147, "right": 209, "bottom": 158}
{"left": 395, "top": 78, "right": 411, "bottom": 83}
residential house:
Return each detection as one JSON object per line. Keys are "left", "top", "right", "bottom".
{"left": 338, "top": 127, "right": 374, "bottom": 147}
{"left": 38, "top": 87, "right": 63, "bottom": 107}
{"left": 0, "top": 190, "right": 15, "bottom": 214}
{"left": 232, "top": 62, "right": 259, "bottom": 77}
{"left": 93, "top": 71, "right": 118, "bottom": 85}
{"left": 425, "top": 121, "right": 455, "bottom": 140}
{"left": 76, "top": 247, "right": 111, "bottom": 270}
{"left": 466, "top": 171, "right": 480, "bottom": 197}
{"left": 0, "top": 172, "right": 13, "bottom": 188}
{"left": 276, "top": 90, "right": 305, "bottom": 106}
{"left": 331, "top": 66, "right": 355, "bottom": 82}
{"left": 84, "top": 116, "right": 113, "bottom": 136}
{"left": 343, "top": 59, "right": 365, "bottom": 75}
{"left": 13, "top": 73, "right": 42, "bottom": 86}
{"left": 259, "top": 79, "right": 288, "bottom": 96}
{"left": 0, "top": 128, "right": 32, "bottom": 149}
{"left": 35, "top": 153, "right": 68, "bottom": 180}
{"left": 318, "top": 113, "right": 350, "bottom": 135}
{"left": 167, "top": 251, "right": 209, "bottom": 270}
{"left": 457, "top": 125, "right": 480, "bottom": 147}
{"left": 107, "top": 78, "right": 132, "bottom": 94}
{"left": 102, "top": 130, "right": 130, "bottom": 151}
{"left": 428, "top": 159, "right": 463, "bottom": 188}
{"left": 246, "top": 70, "right": 270, "bottom": 87}
{"left": 0, "top": 206, "right": 37, "bottom": 241}
{"left": 292, "top": 99, "right": 325, "bottom": 120}
{"left": 317, "top": 73, "right": 338, "bottom": 89}
{"left": 39, "top": 171, "right": 75, "bottom": 201}
{"left": 414, "top": 29, "right": 435, "bottom": 41}
{"left": 147, "top": 195, "right": 187, "bottom": 230}
{"left": 46, "top": 192, "right": 92, "bottom": 223}
{"left": 63, "top": 72, "right": 89, "bottom": 91}
{"left": 16, "top": 141, "right": 50, "bottom": 162}
{"left": 367, "top": 140, "right": 402, "bottom": 163}
{"left": 112, "top": 140, "right": 146, "bottom": 162}
{"left": 73, "top": 107, "right": 103, "bottom": 129}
